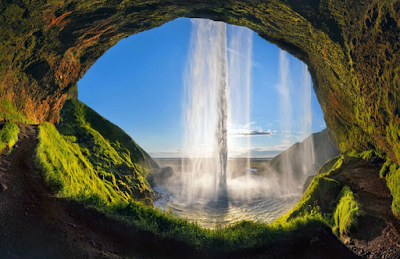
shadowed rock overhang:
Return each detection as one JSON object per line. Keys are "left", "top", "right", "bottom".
{"left": 0, "top": 0, "right": 399, "bottom": 161}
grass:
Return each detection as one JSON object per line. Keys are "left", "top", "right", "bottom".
{"left": 345, "top": 149, "right": 386, "bottom": 160}
{"left": 58, "top": 99, "right": 157, "bottom": 172}
{"left": 275, "top": 155, "right": 362, "bottom": 240}
{"left": 85, "top": 197, "right": 329, "bottom": 252}
{"left": 36, "top": 99, "right": 157, "bottom": 205}
{"left": 0, "top": 100, "right": 32, "bottom": 123}
{"left": 0, "top": 122, "right": 19, "bottom": 153}
{"left": 380, "top": 159, "right": 400, "bottom": 216}
{"left": 333, "top": 186, "right": 360, "bottom": 236}
{"left": 36, "top": 122, "right": 124, "bottom": 203}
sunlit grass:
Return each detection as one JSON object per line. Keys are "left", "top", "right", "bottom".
{"left": 0, "top": 100, "right": 32, "bottom": 123}
{"left": 35, "top": 100, "right": 156, "bottom": 206}
{"left": 36, "top": 122, "right": 124, "bottom": 203}
{"left": 333, "top": 186, "right": 360, "bottom": 236}
{"left": 0, "top": 122, "right": 19, "bottom": 152}
{"left": 381, "top": 159, "right": 400, "bottom": 216}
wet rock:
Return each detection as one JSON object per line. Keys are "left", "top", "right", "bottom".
{"left": 147, "top": 166, "right": 174, "bottom": 186}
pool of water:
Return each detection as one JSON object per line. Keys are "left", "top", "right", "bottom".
{"left": 154, "top": 181, "right": 301, "bottom": 229}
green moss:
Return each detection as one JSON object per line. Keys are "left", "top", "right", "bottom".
{"left": 274, "top": 154, "right": 363, "bottom": 242}
{"left": 34, "top": 99, "right": 345, "bottom": 252}
{"left": 0, "top": 100, "right": 31, "bottom": 123}
{"left": 36, "top": 122, "right": 124, "bottom": 202}
{"left": 317, "top": 156, "right": 341, "bottom": 175}
{"left": 36, "top": 100, "right": 157, "bottom": 204}
{"left": 333, "top": 186, "right": 360, "bottom": 236}
{"left": 58, "top": 99, "right": 157, "bottom": 172}
{"left": 96, "top": 198, "right": 328, "bottom": 252}
{"left": 277, "top": 175, "right": 341, "bottom": 224}
{"left": 379, "top": 159, "right": 392, "bottom": 178}
{"left": 275, "top": 156, "right": 347, "bottom": 227}
{"left": 345, "top": 149, "right": 386, "bottom": 160}
{"left": 384, "top": 162, "right": 400, "bottom": 216}
{"left": 0, "top": 122, "right": 19, "bottom": 152}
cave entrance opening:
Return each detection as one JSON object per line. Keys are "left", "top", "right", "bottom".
{"left": 78, "top": 18, "right": 330, "bottom": 228}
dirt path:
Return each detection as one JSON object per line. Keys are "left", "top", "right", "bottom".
{"left": 0, "top": 124, "right": 82, "bottom": 258}
{"left": 330, "top": 157, "right": 400, "bottom": 259}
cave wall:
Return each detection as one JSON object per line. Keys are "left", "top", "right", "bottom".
{"left": 0, "top": 0, "right": 399, "bottom": 161}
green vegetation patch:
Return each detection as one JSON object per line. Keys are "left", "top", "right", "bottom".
{"left": 36, "top": 122, "right": 124, "bottom": 203}
{"left": 0, "top": 122, "right": 19, "bottom": 152}
{"left": 58, "top": 99, "right": 157, "bottom": 171}
{"left": 0, "top": 100, "right": 31, "bottom": 123}
{"left": 345, "top": 149, "right": 386, "bottom": 160}
{"left": 333, "top": 186, "right": 360, "bottom": 236}
{"left": 35, "top": 99, "right": 157, "bottom": 205}
{"left": 275, "top": 154, "right": 363, "bottom": 243}
{"left": 381, "top": 159, "right": 400, "bottom": 216}
{"left": 99, "top": 198, "right": 328, "bottom": 252}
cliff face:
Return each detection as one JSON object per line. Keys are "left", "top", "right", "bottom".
{"left": 267, "top": 129, "right": 340, "bottom": 187}
{"left": 0, "top": 0, "right": 399, "bottom": 161}
{"left": 36, "top": 99, "right": 158, "bottom": 204}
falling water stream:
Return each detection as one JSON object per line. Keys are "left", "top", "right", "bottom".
{"left": 180, "top": 19, "right": 228, "bottom": 204}
{"left": 154, "top": 19, "right": 314, "bottom": 228}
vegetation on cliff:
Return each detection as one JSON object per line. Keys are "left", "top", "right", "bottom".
{"left": 333, "top": 186, "right": 360, "bottom": 236}
{"left": 0, "top": 100, "right": 32, "bottom": 124}
{"left": 378, "top": 157, "right": 400, "bottom": 216}
{"left": 276, "top": 155, "right": 362, "bottom": 241}
{"left": 36, "top": 99, "right": 156, "bottom": 205}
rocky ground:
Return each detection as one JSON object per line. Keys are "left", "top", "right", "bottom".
{"left": 330, "top": 157, "right": 400, "bottom": 259}
{"left": 0, "top": 124, "right": 399, "bottom": 258}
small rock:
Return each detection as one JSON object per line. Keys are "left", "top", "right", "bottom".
{"left": 68, "top": 222, "right": 76, "bottom": 228}
{"left": 0, "top": 183, "right": 7, "bottom": 192}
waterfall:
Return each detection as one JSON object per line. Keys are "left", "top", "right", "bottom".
{"left": 181, "top": 19, "right": 255, "bottom": 204}
{"left": 277, "top": 50, "right": 315, "bottom": 193}
{"left": 182, "top": 19, "right": 228, "bottom": 203}
{"left": 278, "top": 50, "right": 295, "bottom": 192}
{"left": 181, "top": 19, "right": 313, "bottom": 204}
{"left": 227, "top": 25, "right": 253, "bottom": 179}
{"left": 300, "top": 63, "right": 315, "bottom": 176}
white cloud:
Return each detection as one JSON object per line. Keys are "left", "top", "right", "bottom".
{"left": 230, "top": 129, "right": 271, "bottom": 136}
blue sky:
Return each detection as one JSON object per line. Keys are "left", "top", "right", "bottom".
{"left": 78, "top": 18, "right": 325, "bottom": 158}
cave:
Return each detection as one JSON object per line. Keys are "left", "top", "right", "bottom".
{"left": 0, "top": 1, "right": 400, "bottom": 258}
